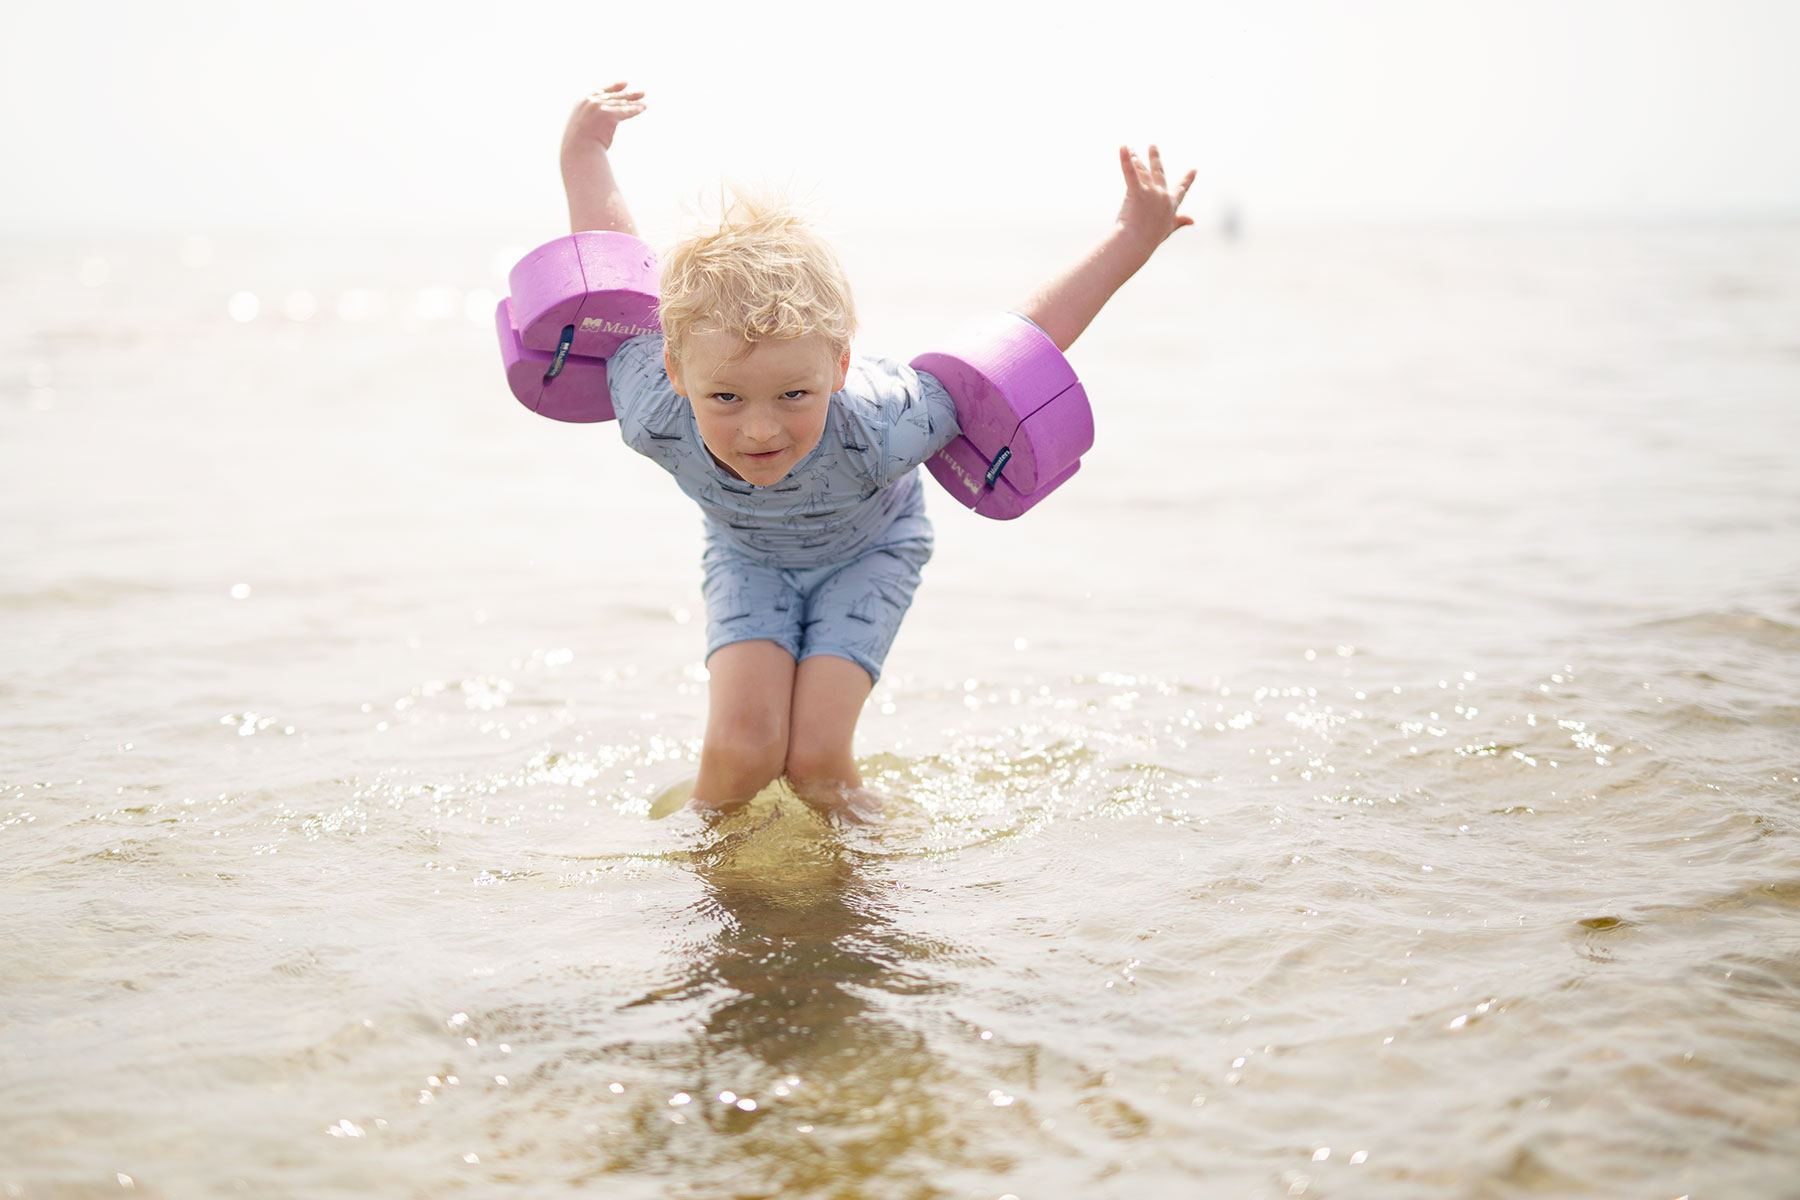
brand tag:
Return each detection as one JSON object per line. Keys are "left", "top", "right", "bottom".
{"left": 543, "top": 324, "right": 575, "bottom": 381}
{"left": 984, "top": 446, "right": 1013, "bottom": 489}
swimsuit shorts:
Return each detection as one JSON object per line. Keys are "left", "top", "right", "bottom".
{"left": 700, "top": 502, "right": 933, "bottom": 684}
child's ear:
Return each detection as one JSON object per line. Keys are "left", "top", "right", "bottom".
{"left": 834, "top": 346, "right": 851, "bottom": 392}
{"left": 664, "top": 348, "right": 687, "bottom": 397}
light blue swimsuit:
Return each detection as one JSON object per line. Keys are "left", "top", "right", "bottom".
{"left": 607, "top": 333, "right": 961, "bottom": 681}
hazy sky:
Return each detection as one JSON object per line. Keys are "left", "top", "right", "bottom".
{"left": 3, "top": 0, "right": 1797, "bottom": 234}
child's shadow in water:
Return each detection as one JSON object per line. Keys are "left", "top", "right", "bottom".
{"left": 612, "top": 784, "right": 1007, "bottom": 1187}
{"left": 633, "top": 783, "right": 945, "bottom": 1064}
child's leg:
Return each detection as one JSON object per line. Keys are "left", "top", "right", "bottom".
{"left": 692, "top": 639, "right": 797, "bottom": 809}
{"left": 786, "top": 654, "right": 873, "bottom": 789}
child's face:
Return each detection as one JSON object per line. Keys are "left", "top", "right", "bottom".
{"left": 666, "top": 331, "right": 850, "bottom": 487}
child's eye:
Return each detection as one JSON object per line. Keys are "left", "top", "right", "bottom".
{"left": 712, "top": 392, "right": 739, "bottom": 403}
{"left": 782, "top": 389, "right": 808, "bottom": 400}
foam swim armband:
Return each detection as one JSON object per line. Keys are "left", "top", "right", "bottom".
{"left": 494, "top": 232, "right": 662, "bottom": 423}
{"left": 912, "top": 313, "right": 1094, "bottom": 520}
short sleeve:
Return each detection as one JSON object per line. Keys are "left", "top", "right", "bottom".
{"left": 838, "top": 357, "right": 963, "bottom": 487}
{"left": 606, "top": 333, "right": 691, "bottom": 458}
{"left": 606, "top": 333, "right": 670, "bottom": 423}
{"left": 899, "top": 369, "right": 963, "bottom": 473}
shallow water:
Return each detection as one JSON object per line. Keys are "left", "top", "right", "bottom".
{"left": 4, "top": 221, "right": 1799, "bottom": 1198}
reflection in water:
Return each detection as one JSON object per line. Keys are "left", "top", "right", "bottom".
{"left": 598, "top": 786, "right": 1008, "bottom": 1196}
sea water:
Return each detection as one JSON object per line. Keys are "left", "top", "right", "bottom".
{"left": 3, "top": 220, "right": 1798, "bottom": 1198}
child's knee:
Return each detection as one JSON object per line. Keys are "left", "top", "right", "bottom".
{"left": 784, "top": 733, "right": 854, "bottom": 787}
{"left": 704, "top": 714, "right": 788, "bottom": 781}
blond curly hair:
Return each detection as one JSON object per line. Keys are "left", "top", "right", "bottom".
{"left": 658, "top": 193, "right": 857, "bottom": 365}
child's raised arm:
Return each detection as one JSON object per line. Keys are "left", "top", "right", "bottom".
{"left": 560, "top": 83, "right": 648, "bottom": 236}
{"left": 1018, "top": 145, "right": 1196, "bottom": 353}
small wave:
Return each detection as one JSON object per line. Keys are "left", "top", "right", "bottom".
{"left": 1631, "top": 610, "right": 1800, "bottom": 647}
{"left": 0, "top": 576, "right": 174, "bottom": 613}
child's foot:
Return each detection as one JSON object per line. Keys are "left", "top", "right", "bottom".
{"left": 649, "top": 777, "right": 701, "bottom": 819}
{"left": 685, "top": 794, "right": 752, "bottom": 819}
{"left": 792, "top": 780, "right": 885, "bottom": 825}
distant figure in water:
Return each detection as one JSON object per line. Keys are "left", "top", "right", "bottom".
{"left": 558, "top": 82, "right": 1195, "bottom": 821}
{"left": 1220, "top": 203, "right": 1243, "bottom": 242}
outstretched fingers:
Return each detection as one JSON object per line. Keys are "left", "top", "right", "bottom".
{"left": 1147, "top": 144, "right": 1168, "bottom": 185}
{"left": 1121, "top": 145, "right": 1153, "bottom": 187}
{"left": 565, "top": 83, "right": 649, "bottom": 152}
{"left": 589, "top": 81, "right": 648, "bottom": 111}
{"left": 1174, "top": 166, "right": 1197, "bottom": 227}
{"left": 1123, "top": 145, "right": 1184, "bottom": 191}
{"left": 1116, "top": 143, "right": 1198, "bottom": 239}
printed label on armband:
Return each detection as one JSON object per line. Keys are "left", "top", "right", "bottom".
{"left": 937, "top": 453, "right": 981, "bottom": 497}
{"left": 579, "top": 316, "right": 659, "bottom": 337}
{"left": 544, "top": 325, "right": 575, "bottom": 381}
{"left": 984, "top": 446, "right": 1013, "bottom": 489}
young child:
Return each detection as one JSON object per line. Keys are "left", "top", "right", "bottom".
{"left": 559, "top": 83, "right": 1194, "bottom": 819}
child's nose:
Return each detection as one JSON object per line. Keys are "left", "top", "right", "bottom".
{"left": 742, "top": 405, "right": 781, "bottom": 442}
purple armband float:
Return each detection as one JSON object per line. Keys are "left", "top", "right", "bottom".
{"left": 494, "top": 232, "right": 661, "bottom": 423}
{"left": 913, "top": 313, "right": 1094, "bottom": 520}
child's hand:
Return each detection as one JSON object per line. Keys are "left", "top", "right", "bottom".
{"left": 562, "top": 82, "right": 647, "bottom": 152}
{"left": 1015, "top": 145, "right": 1198, "bottom": 351}
{"left": 1115, "top": 145, "right": 1196, "bottom": 248}
{"left": 559, "top": 83, "right": 645, "bottom": 234}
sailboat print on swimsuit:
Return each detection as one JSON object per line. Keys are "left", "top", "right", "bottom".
{"left": 606, "top": 335, "right": 960, "bottom": 566}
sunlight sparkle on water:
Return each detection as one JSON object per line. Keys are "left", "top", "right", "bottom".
{"left": 284, "top": 290, "right": 318, "bottom": 321}
{"left": 5, "top": 215, "right": 1797, "bottom": 1200}
{"left": 336, "top": 289, "right": 385, "bottom": 321}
